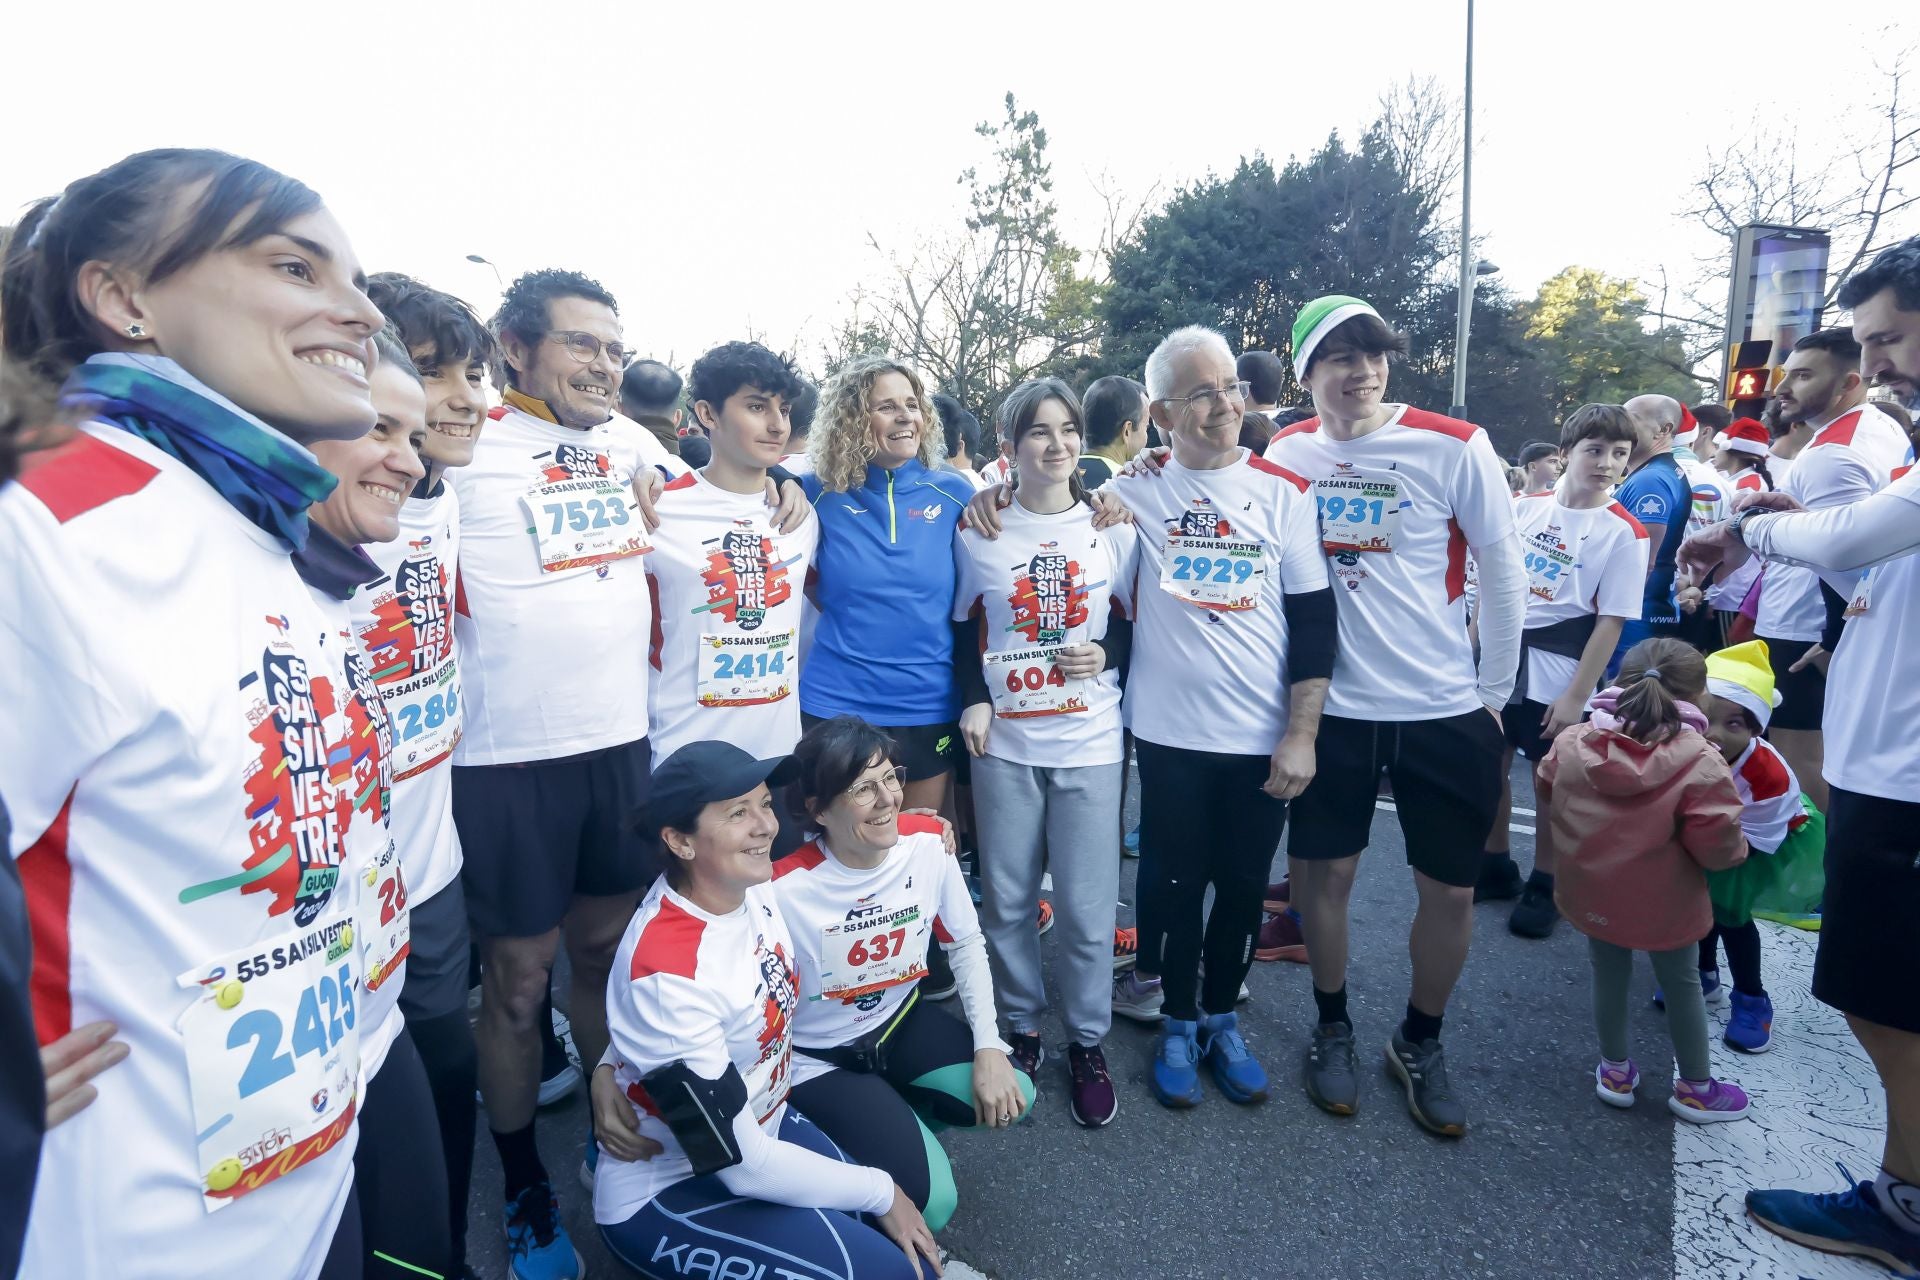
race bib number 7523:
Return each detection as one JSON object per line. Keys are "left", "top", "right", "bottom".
{"left": 521, "top": 479, "right": 648, "bottom": 574}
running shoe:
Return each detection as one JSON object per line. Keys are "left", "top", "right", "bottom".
{"left": 1473, "top": 853, "right": 1524, "bottom": 903}
{"left": 922, "top": 945, "right": 957, "bottom": 1001}
{"left": 1111, "top": 970, "right": 1164, "bottom": 1024}
{"left": 1385, "top": 1030, "right": 1467, "bottom": 1137}
{"left": 1198, "top": 1011, "right": 1269, "bottom": 1104}
{"left": 1066, "top": 1043, "right": 1119, "bottom": 1128}
{"left": 1594, "top": 1058, "right": 1640, "bottom": 1108}
{"left": 1254, "top": 908, "right": 1308, "bottom": 963}
{"left": 1263, "top": 878, "right": 1291, "bottom": 912}
{"left": 1007, "top": 1031, "right": 1045, "bottom": 1078}
{"left": 1304, "top": 1022, "right": 1360, "bottom": 1116}
{"left": 1150, "top": 1019, "right": 1203, "bottom": 1108}
{"left": 1747, "top": 1164, "right": 1920, "bottom": 1274}
{"left": 1653, "top": 968, "right": 1727, "bottom": 1012}
{"left": 1507, "top": 881, "right": 1559, "bottom": 939}
{"left": 1123, "top": 825, "right": 1141, "bottom": 857}
{"left": 1112, "top": 925, "right": 1138, "bottom": 971}
{"left": 502, "top": 1183, "right": 583, "bottom": 1280}
{"left": 1036, "top": 899, "right": 1054, "bottom": 936}
{"left": 1724, "top": 991, "right": 1774, "bottom": 1054}
{"left": 1669, "top": 1077, "right": 1750, "bottom": 1123}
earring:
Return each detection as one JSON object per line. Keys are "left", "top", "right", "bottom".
{"left": 126, "top": 323, "right": 147, "bottom": 340}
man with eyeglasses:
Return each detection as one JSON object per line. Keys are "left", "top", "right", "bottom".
{"left": 448, "top": 268, "right": 679, "bottom": 1280}
{"left": 1262, "top": 294, "right": 1524, "bottom": 1138}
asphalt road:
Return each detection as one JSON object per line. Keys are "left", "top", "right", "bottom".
{"left": 461, "top": 759, "right": 1738, "bottom": 1280}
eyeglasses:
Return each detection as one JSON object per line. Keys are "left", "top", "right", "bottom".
{"left": 545, "top": 330, "right": 636, "bottom": 369}
{"left": 1159, "top": 381, "right": 1250, "bottom": 415}
{"left": 844, "top": 766, "right": 908, "bottom": 807}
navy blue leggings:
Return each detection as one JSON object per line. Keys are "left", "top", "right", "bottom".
{"left": 600, "top": 1108, "right": 918, "bottom": 1280}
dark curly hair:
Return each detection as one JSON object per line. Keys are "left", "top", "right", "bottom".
{"left": 366, "top": 271, "right": 498, "bottom": 377}
{"left": 687, "top": 341, "right": 806, "bottom": 413}
{"left": 489, "top": 268, "right": 618, "bottom": 388}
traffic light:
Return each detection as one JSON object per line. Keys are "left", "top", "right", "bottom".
{"left": 1728, "top": 367, "right": 1770, "bottom": 399}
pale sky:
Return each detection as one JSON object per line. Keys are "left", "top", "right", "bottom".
{"left": 3, "top": 0, "right": 1910, "bottom": 373}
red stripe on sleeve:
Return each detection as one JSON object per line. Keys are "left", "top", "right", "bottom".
{"left": 1606, "top": 502, "right": 1650, "bottom": 539}
{"left": 628, "top": 897, "right": 706, "bottom": 981}
{"left": 1444, "top": 517, "right": 1468, "bottom": 602}
{"left": 21, "top": 792, "right": 76, "bottom": 1045}
{"left": 773, "top": 844, "right": 827, "bottom": 880}
{"left": 16, "top": 434, "right": 159, "bottom": 524}
{"left": 1246, "top": 455, "right": 1311, "bottom": 493}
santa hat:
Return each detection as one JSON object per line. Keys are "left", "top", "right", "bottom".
{"left": 1720, "top": 417, "right": 1770, "bottom": 457}
{"left": 1678, "top": 403, "right": 1698, "bottom": 437}
{"left": 1706, "top": 640, "right": 1783, "bottom": 729}
{"left": 1292, "top": 295, "right": 1382, "bottom": 379}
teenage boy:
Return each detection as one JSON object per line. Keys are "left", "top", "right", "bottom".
{"left": 1475, "top": 405, "right": 1647, "bottom": 939}
{"left": 1264, "top": 294, "right": 1525, "bottom": 1137}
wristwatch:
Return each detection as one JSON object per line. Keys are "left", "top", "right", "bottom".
{"left": 1729, "top": 505, "right": 1763, "bottom": 547}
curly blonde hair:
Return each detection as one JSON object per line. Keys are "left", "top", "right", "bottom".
{"left": 808, "top": 355, "right": 948, "bottom": 492}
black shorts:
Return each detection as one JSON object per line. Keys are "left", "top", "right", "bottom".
{"left": 452, "top": 737, "right": 656, "bottom": 939}
{"left": 1287, "top": 710, "right": 1505, "bottom": 887}
{"left": 1813, "top": 787, "right": 1920, "bottom": 1034}
{"left": 397, "top": 878, "right": 472, "bottom": 1024}
{"left": 1760, "top": 636, "right": 1826, "bottom": 731}
{"left": 1503, "top": 698, "right": 1555, "bottom": 763}
{"left": 801, "top": 713, "right": 959, "bottom": 783}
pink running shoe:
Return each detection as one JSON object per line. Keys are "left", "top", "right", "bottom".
{"left": 1669, "top": 1077, "right": 1751, "bottom": 1123}
{"left": 1594, "top": 1058, "right": 1640, "bottom": 1108}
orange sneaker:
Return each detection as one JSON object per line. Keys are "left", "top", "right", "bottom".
{"left": 1254, "top": 908, "right": 1308, "bottom": 963}
{"left": 1036, "top": 899, "right": 1055, "bottom": 936}
{"left": 1112, "top": 926, "right": 1138, "bottom": 971}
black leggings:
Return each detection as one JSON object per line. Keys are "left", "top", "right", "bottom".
{"left": 354, "top": 1030, "right": 453, "bottom": 1279}
{"left": 1701, "top": 921, "right": 1765, "bottom": 997}
{"left": 1134, "top": 740, "right": 1291, "bottom": 1020}
{"left": 406, "top": 1005, "right": 477, "bottom": 1271}
{"left": 318, "top": 1185, "right": 362, "bottom": 1280}
{"left": 787, "top": 998, "right": 1031, "bottom": 1233}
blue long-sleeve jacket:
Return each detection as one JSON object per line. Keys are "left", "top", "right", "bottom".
{"left": 802, "top": 461, "right": 973, "bottom": 725}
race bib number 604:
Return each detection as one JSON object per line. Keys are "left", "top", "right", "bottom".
{"left": 983, "top": 646, "right": 1090, "bottom": 718}
{"left": 175, "top": 917, "right": 362, "bottom": 1211}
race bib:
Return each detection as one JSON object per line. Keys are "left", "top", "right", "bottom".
{"left": 697, "top": 629, "right": 796, "bottom": 707}
{"left": 1159, "top": 536, "right": 1265, "bottom": 611}
{"left": 1844, "top": 568, "right": 1876, "bottom": 618}
{"left": 813, "top": 904, "right": 930, "bottom": 1002}
{"left": 520, "top": 478, "right": 648, "bottom": 574}
{"left": 1522, "top": 530, "right": 1577, "bottom": 603}
{"left": 1315, "top": 476, "right": 1402, "bottom": 553}
{"left": 176, "top": 917, "right": 361, "bottom": 1212}
{"left": 360, "top": 839, "right": 410, "bottom": 993}
{"left": 384, "top": 661, "right": 461, "bottom": 781}
{"left": 983, "top": 646, "right": 1091, "bottom": 718}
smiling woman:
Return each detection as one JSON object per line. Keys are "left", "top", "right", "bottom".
{"left": 0, "top": 149, "right": 433, "bottom": 1280}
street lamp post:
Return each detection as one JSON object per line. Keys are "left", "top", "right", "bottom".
{"left": 1449, "top": 0, "right": 1476, "bottom": 420}
{"left": 465, "top": 253, "right": 504, "bottom": 290}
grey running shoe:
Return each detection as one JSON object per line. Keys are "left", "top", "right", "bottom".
{"left": 1111, "top": 970, "right": 1165, "bottom": 1024}
{"left": 1304, "top": 1022, "right": 1360, "bottom": 1116}
{"left": 1386, "top": 1030, "right": 1467, "bottom": 1137}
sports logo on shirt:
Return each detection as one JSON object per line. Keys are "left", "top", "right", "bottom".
{"left": 359, "top": 544, "right": 454, "bottom": 683}
{"left": 1172, "top": 508, "right": 1234, "bottom": 539}
{"left": 909, "top": 504, "right": 944, "bottom": 523}
{"left": 540, "top": 444, "right": 613, "bottom": 482}
{"left": 753, "top": 935, "right": 798, "bottom": 1068}
{"left": 339, "top": 637, "right": 393, "bottom": 827}
{"left": 1006, "top": 550, "right": 1091, "bottom": 645}
{"left": 697, "top": 529, "right": 797, "bottom": 631}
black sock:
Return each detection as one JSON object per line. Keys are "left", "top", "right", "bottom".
{"left": 1313, "top": 985, "right": 1350, "bottom": 1029}
{"left": 491, "top": 1121, "right": 548, "bottom": 1202}
{"left": 1526, "top": 869, "right": 1555, "bottom": 893}
{"left": 1719, "top": 920, "right": 1766, "bottom": 996}
{"left": 1401, "top": 1003, "right": 1444, "bottom": 1045}
{"left": 1698, "top": 926, "right": 1720, "bottom": 973}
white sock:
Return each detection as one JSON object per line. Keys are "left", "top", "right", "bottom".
{"left": 1875, "top": 1169, "right": 1920, "bottom": 1236}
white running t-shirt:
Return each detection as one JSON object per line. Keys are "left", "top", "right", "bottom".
{"left": 952, "top": 501, "right": 1141, "bottom": 768}
{"left": 1512, "top": 493, "right": 1647, "bottom": 703}
{"left": 450, "top": 402, "right": 654, "bottom": 764}
{"left": 1821, "top": 466, "right": 1920, "bottom": 800}
{"left": 1265, "top": 406, "right": 1517, "bottom": 720}
{"left": 646, "top": 470, "right": 819, "bottom": 763}
{"left": 1107, "top": 449, "right": 1328, "bottom": 756}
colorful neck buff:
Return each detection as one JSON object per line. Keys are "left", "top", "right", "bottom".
{"left": 59, "top": 356, "right": 339, "bottom": 551}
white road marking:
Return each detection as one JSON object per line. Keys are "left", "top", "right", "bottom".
{"left": 1673, "top": 922, "right": 1887, "bottom": 1279}
{"left": 1373, "top": 797, "right": 1534, "bottom": 837}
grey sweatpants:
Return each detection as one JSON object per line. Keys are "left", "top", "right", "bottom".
{"left": 1587, "top": 937, "right": 1712, "bottom": 1082}
{"left": 972, "top": 753, "right": 1124, "bottom": 1046}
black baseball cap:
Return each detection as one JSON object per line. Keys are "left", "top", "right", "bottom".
{"left": 637, "top": 741, "right": 799, "bottom": 837}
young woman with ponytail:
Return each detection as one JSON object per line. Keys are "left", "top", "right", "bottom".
{"left": 1534, "top": 637, "right": 1755, "bottom": 1123}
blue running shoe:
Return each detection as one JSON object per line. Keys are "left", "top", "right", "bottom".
{"left": 1724, "top": 990, "right": 1774, "bottom": 1054}
{"left": 1653, "top": 968, "right": 1727, "bottom": 1011}
{"left": 579, "top": 1121, "right": 598, "bottom": 1193}
{"left": 1198, "top": 1011, "right": 1269, "bottom": 1104}
{"left": 1123, "top": 826, "right": 1141, "bottom": 857}
{"left": 503, "top": 1182, "right": 584, "bottom": 1280}
{"left": 1747, "top": 1164, "right": 1920, "bottom": 1274}
{"left": 1151, "top": 1018, "right": 1202, "bottom": 1108}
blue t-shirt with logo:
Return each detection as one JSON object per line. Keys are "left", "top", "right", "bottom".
{"left": 1614, "top": 452, "right": 1689, "bottom": 626}
{"left": 802, "top": 460, "right": 973, "bottom": 725}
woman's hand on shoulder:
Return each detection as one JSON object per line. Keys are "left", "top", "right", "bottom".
{"left": 963, "top": 484, "right": 1013, "bottom": 539}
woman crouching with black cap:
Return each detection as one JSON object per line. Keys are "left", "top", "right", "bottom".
{"left": 590, "top": 740, "right": 941, "bottom": 1279}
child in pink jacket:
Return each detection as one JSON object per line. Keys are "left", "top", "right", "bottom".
{"left": 1535, "top": 637, "right": 1753, "bottom": 1122}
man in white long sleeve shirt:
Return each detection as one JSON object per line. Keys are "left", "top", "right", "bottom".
{"left": 1682, "top": 236, "right": 1920, "bottom": 1275}
{"left": 1264, "top": 294, "right": 1524, "bottom": 1139}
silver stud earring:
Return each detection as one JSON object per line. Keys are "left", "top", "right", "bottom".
{"left": 126, "top": 323, "right": 147, "bottom": 340}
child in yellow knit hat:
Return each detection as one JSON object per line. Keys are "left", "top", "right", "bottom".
{"left": 1697, "top": 640, "right": 1827, "bottom": 1053}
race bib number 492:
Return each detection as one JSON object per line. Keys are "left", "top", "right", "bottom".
{"left": 175, "top": 918, "right": 362, "bottom": 1211}
{"left": 520, "top": 479, "right": 648, "bottom": 574}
